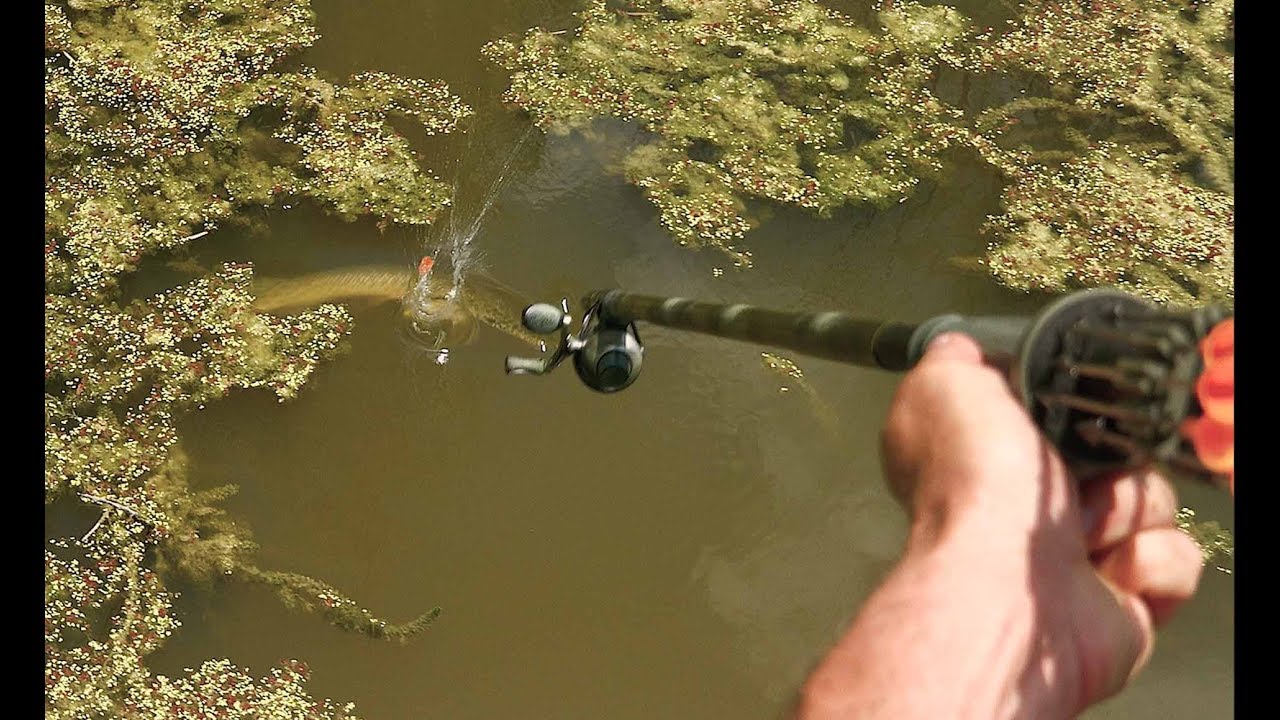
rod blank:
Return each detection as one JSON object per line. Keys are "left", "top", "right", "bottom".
{"left": 590, "top": 290, "right": 920, "bottom": 371}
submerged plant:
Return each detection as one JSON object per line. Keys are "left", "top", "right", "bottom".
{"left": 45, "top": 450, "right": 402, "bottom": 720}
{"left": 46, "top": 0, "right": 466, "bottom": 716}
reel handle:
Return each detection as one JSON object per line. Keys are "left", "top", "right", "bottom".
{"left": 523, "top": 302, "right": 569, "bottom": 334}
{"left": 506, "top": 355, "right": 551, "bottom": 375}
{"left": 505, "top": 298, "right": 579, "bottom": 378}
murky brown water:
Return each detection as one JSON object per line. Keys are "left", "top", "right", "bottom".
{"left": 147, "top": 2, "right": 1234, "bottom": 717}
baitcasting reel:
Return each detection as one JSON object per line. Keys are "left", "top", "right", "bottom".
{"left": 504, "top": 298, "right": 644, "bottom": 393}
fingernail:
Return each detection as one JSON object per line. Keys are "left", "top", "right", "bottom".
{"left": 927, "top": 332, "right": 961, "bottom": 351}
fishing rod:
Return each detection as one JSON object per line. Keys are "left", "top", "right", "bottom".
{"left": 505, "top": 288, "right": 1234, "bottom": 489}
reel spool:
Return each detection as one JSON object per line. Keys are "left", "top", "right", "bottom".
{"left": 1017, "top": 290, "right": 1232, "bottom": 485}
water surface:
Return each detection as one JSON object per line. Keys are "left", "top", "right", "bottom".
{"left": 148, "top": 2, "right": 1235, "bottom": 717}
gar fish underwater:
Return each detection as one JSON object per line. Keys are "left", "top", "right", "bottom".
{"left": 251, "top": 257, "right": 543, "bottom": 349}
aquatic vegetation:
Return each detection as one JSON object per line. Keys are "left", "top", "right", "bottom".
{"left": 45, "top": 0, "right": 1235, "bottom": 713}
{"left": 47, "top": 448, "right": 426, "bottom": 719}
{"left": 485, "top": 0, "right": 969, "bottom": 267}
{"left": 46, "top": 264, "right": 353, "bottom": 497}
{"left": 1176, "top": 507, "right": 1233, "bottom": 574}
{"left": 46, "top": 0, "right": 471, "bottom": 297}
{"left": 488, "top": 0, "right": 1233, "bottom": 304}
{"left": 46, "top": 0, "right": 467, "bottom": 716}
{"left": 982, "top": 144, "right": 1232, "bottom": 304}
{"left": 957, "top": 0, "right": 1232, "bottom": 192}
{"left": 759, "top": 351, "right": 839, "bottom": 435}
{"left": 954, "top": 0, "right": 1234, "bottom": 304}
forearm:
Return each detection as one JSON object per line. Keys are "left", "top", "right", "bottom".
{"left": 794, "top": 524, "right": 1072, "bottom": 720}
{"left": 806, "top": 332, "right": 1194, "bottom": 719}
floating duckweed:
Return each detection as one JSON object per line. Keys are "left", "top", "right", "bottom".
{"left": 950, "top": 0, "right": 1233, "bottom": 304}
{"left": 485, "top": 0, "right": 966, "bottom": 266}
{"left": 983, "top": 143, "right": 1233, "bottom": 305}
{"left": 488, "top": 0, "right": 1232, "bottom": 304}
{"left": 1176, "top": 507, "right": 1234, "bottom": 574}
{"left": 46, "top": 0, "right": 470, "bottom": 296}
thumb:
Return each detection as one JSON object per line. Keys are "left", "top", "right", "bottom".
{"left": 917, "top": 331, "right": 986, "bottom": 366}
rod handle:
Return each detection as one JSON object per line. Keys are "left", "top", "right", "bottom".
{"left": 905, "top": 314, "right": 1032, "bottom": 371}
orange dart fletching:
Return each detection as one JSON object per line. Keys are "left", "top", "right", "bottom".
{"left": 1182, "top": 317, "right": 1234, "bottom": 492}
{"left": 418, "top": 256, "right": 435, "bottom": 277}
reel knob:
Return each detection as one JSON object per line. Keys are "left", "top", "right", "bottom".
{"left": 522, "top": 303, "right": 568, "bottom": 335}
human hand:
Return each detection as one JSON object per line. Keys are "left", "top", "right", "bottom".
{"left": 879, "top": 332, "right": 1204, "bottom": 715}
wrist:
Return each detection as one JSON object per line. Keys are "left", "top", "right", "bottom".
{"left": 914, "top": 505, "right": 1090, "bottom": 718}
{"left": 904, "top": 452, "right": 1077, "bottom": 562}
{"left": 905, "top": 487, "right": 1034, "bottom": 564}
{"left": 799, "top": 537, "right": 1070, "bottom": 720}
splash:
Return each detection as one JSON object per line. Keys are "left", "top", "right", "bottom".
{"left": 401, "top": 256, "right": 475, "bottom": 357}
{"left": 402, "top": 125, "right": 534, "bottom": 359}
{"left": 441, "top": 124, "right": 535, "bottom": 296}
